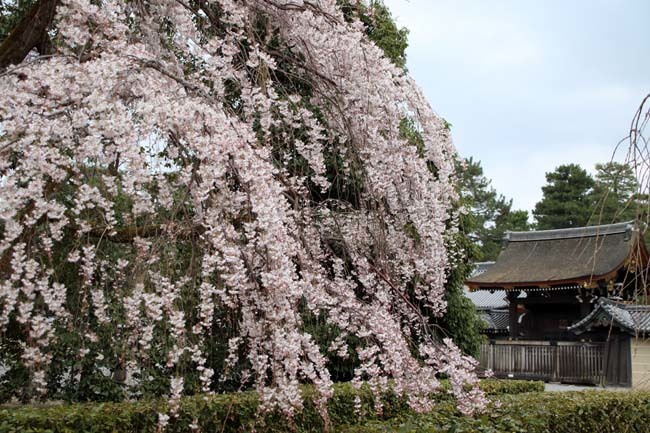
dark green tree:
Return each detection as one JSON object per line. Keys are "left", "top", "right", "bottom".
{"left": 429, "top": 156, "right": 535, "bottom": 356}
{"left": 361, "top": 1, "right": 409, "bottom": 70}
{"left": 533, "top": 164, "right": 595, "bottom": 230}
{"left": 482, "top": 206, "right": 530, "bottom": 260}
{"left": 435, "top": 208, "right": 486, "bottom": 357}
{"left": 0, "top": 0, "right": 57, "bottom": 68}
{"left": 589, "top": 162, "right": 639, "bottom": 225}
{"left": 339, "top": 0, "right": 409, "bottom": 70}
{"left": 456, "top": 157, "right": 530, "bottom": 261}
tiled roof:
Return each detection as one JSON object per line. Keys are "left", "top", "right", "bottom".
{"left": 568, "top": 298, "right": 650, "bottom": 336}
{"left": 463, "top": 287, "right": 528, "bottom": 309}
{"left": 464, "top": 262, "right": 526, "bottom": 309}
{"left": 505, "top": 221, "right": 635, "bottom": 242}
{"left": 479, "top": 309, "right": 509, "bottom": 333}
{"left": 466, "top": 221, "right": 646, "bottom": 290}
{"left": 472, "top": 261, "right": 495, "bottom": 276}
{"left": 464, "top": 288, "right": 508, "bottom": 309}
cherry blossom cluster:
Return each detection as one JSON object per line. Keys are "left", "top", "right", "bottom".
{"left": 0, "top": 0, "right": 485, "bottom": 420}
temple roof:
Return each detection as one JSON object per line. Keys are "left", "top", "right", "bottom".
{"left": 464, "top": 262, "right": 510, "bottom": 309}
{"left": 466, "top": 221, "right": 646, "bottom": 291}
{"left": 464, "top": 262, "right": 524, "bottom": 332}
{"left": 479, "top": 308, "right": 510, "bottom": 334}
{"left": 464, "top": 288, "right": 508, "bottom": 309}
{"left": 568, "top": 298, "right": 650, "bottom": 336}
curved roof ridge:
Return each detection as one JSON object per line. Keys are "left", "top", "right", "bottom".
{"left": 466, "top": 221, "right": 647, "bottom": 289}
{"left": 568, "top": 298, "right": 609, "bottom": 334}
{"left": 505, "top": 221, "right": 635, "bottom": 242}
{"left": 568, "top": 297, "right": 650, "bottom": 335}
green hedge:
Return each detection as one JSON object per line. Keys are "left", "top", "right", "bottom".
{"left": 475, "top": 379, "right": 544, "bottom": 395}
{"left": 342, "top": 391, "right": 650, "bottom": 433}
{"left": 0, "top": 380, "right": 541, "bottom": 433}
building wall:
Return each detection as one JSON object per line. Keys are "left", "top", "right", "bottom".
{"left": 519, "top": 302, "right": 583, "bottom": 341}
{"left": 631, "top": 337, "right": 650, "bottom": 389}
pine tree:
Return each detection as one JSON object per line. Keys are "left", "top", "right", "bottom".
{"left": 533, "top": 164, "right": 595, "bottom": 229}
{"left": 589, "top": 162, "right": 639, "bottom": 225}
{"left": 457, "top": 157, "right": 530, "bottom": 260}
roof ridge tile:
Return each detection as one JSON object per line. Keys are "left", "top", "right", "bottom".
{"left": 505, "top": 221, "right": 635, "bottom": 242}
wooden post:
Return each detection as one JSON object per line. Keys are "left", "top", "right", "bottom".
{"left": 601, "top": 339, "right": 610, "bottom": 387}
{"left": 551, "top": 341, "right": 560, "bottom": 382}
{"left": 507, "top": 290, "right": 520, "bottom": 338}
{"left": 489, "top": 340, "right": 495, "bottom": 371}
{"left": 579, "top": 288, "right": 592, "bottom": 318}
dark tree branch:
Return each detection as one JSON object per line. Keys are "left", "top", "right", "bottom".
{"left": 88, "top": 223, "right": 206, "bottom": 244}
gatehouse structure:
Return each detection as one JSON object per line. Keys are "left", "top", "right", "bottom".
{"left": 466, "top": 221, "right": 650, "bottom": 387}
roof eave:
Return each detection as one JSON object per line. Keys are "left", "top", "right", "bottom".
{"left": 466, "top": 259, "right": 630, "bottom": 292}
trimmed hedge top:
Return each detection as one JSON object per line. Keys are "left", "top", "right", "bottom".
{"left": 341, "top": 390, "right": 650, "bottom": 433}
{"left": 0, "top": 380, "right": 542, "bottom": 433}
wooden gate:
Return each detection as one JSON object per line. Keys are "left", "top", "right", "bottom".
{"left": 479, "top": 340, "right": 606, "bottom": 385}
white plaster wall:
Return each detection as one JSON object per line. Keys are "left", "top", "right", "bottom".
{"left": 631, "top": 337, "right": 650, "bottom": 389}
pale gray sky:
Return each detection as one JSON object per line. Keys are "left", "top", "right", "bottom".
{"left": 384, "top": 0, "right": 650, "bottom": 214}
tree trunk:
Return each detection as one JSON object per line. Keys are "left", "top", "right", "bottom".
{"left": 0, "top": 0, "right": 59, "bottom": 69}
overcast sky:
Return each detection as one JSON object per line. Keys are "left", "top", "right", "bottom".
{"left": 383, "top": 0, "right": 650, "bottom": 215}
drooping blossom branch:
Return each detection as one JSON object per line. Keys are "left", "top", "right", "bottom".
{"left": 0, "top": 0, "right": 486, "bottom": 420}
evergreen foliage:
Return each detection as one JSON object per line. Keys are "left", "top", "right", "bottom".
{"left": 434, "top": 222, "right": 485, "bottom": 357}
{"left": 456, "top": 157, "right": 530, "bottom": 261}
{"left": 2, "top": 384, "right": 648, "bottom": 433}
{"left": 341, "top": 391, "right": 650, "bottom": 433}
{"left": 0, "top": 380, "right": 545, "bottom": 433}
{"left": 339, "top": 0, "right": 408, "bottom": 71}
{"left": 533, "top": 164, "right": 595, "bottom": 229}
{"left": 534, "top": 162, "right": 645, "bottom": 230}
{"left": 589, "top": 162, "right": 640, "bottom": 225}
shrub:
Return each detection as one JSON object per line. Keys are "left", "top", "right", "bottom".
{"left": 340, "top": 390, "right": 650, "bottom": 433}
{"left": 477, "top": 378, "right": 545, "bottom": 395}
{"left": 0, "top": 380, "right": 542, "bottom": 433}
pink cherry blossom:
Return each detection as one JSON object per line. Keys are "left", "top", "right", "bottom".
{"left": 0, "top": 0, "right": 486, "bottom": 419}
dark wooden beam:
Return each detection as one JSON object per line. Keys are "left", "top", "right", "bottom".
{"left": 507, "top": 290, "right": 521, "bottom": 339}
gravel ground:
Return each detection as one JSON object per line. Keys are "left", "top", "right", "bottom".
{"left": 544, "top": 383, "right": 629, "bottom": 392}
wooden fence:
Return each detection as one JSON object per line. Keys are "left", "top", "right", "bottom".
{"left": 479, "top": 340, "right": 606, "bottom": 385}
